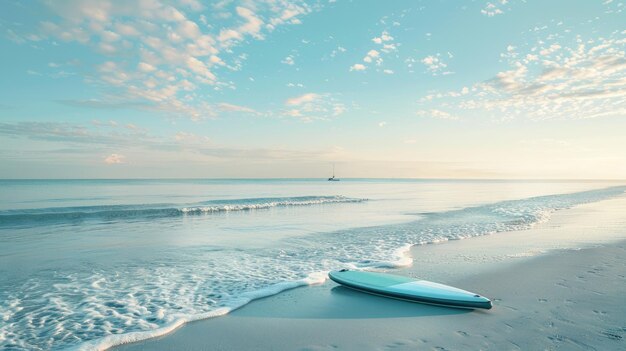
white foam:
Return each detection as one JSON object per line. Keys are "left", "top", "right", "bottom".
{"left": 378, "top": 244, "right": 414, "bottom": 268}
{"left": 180, "top": 197, "right": 366, "bottom": 214}
{"left": 395, "top": 244, "right": 415, "bottom": 267}
{"left": 68, "top": 272, "right": 328, "bottom": 351}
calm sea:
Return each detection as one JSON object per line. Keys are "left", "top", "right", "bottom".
{"left": 0, "top": 179, "right": 624, "bottom": 350}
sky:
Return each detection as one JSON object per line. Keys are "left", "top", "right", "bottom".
{"left": 0, "top": 0, "right": 625, "bottom": 179}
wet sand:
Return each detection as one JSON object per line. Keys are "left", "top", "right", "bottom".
{"left": 115, "top": 196, "right": 626, "bottom": 351}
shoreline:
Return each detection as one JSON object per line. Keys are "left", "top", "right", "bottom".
{"left": 113, "top": 196, "right": 626, "bottom": 351}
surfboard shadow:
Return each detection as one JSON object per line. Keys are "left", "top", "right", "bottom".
{"left": 233, "top": 285, "right": 470, "bottom": 320}
{"left": 326, "top": 286, "right": 471, "bottom": 318}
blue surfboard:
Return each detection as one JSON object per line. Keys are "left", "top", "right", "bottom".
{"left": 329, "top": 270, "right": 492, "bottom": 309}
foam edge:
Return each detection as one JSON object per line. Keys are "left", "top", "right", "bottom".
{"left": 68, "top": 271, "right": 329, "bottom": 351}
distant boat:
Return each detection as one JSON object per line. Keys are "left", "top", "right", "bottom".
{"left": 328, "top": 164, "right": 340, "bottom": 181}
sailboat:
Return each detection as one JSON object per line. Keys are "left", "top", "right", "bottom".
{"left": 328, "top": 164, "right": 340, "bottom": 181}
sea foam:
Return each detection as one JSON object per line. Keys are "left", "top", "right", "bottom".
{"left": 68, "top": 272, "right": 328, "bottom": 351}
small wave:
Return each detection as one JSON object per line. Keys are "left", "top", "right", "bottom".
{"left": 0, "top": 196, "right": 367, "bottom": 228}
{"left": 180, "top": 196, "right": 365, "bottom": 213}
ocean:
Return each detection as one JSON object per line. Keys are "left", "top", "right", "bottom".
{"left": 1, "top": 179, "right": 625, "bottom": 350}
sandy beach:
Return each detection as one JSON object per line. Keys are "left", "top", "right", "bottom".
{"left": 115, "top": 195, "right": 626, "bottom": 351}
{"left": 4, "top": 0, "right": 626, "bottom": 349}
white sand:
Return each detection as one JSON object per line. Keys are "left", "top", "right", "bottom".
{"left": 114, "top": 196, "right": 626, "bottom": 351}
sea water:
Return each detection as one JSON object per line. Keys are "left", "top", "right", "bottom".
{"left": 0, "top": 179, "right": 625, "bottom": 350}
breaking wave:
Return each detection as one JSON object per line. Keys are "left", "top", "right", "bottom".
{"left": 0, "top": 196, "right": 367, "bottom": 228}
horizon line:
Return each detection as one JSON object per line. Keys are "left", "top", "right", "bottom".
{"left": 1, "top": 177, "right": 625, "bottom": 182}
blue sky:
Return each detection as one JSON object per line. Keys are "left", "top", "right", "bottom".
{"left": 0, "top": 0, "right": 625, "bottom": 179}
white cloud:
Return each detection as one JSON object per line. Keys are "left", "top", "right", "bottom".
{"left": 481, "top": 1, "right": 509, "bottom": 17}
{"left": 104, "top": 153, "right": 125, "bottom": 164}
{"left": 15, "top": 1, "right": 315, "bottom": 121}
{"left": 178, "top": 20, "right": 201, "bottom": 39}
{"left": 209, "top": 55, "right": 225, "bottom": 66}
{"left": 422, "top": 56, "right": 437, "bottom": 65}
{"left": 217, "top": 29, "right": 242, "bottom": 42}
{"left": 217, "top": 102, "right": 258, "bottom": 114}
{"left": 366, "top": 50, "right": 380, "bottom": 58}
{"left": 138, "top": 62, "right": 156, "bottom": 72}
{"left": 175, "top": 131, "right": 210, "bottom": 144}
{"left": 372, "top": 30, "right": 393, "bottom": 44}
{"left": 282, "top": 55, "right": 295, "bottom": 65}
{"left": 2, "top": 121, "right": 348, "bottom": 171}
{"left": 285, "top": 109, "right": 303, "bottom": 117}
{"left": 115, "top": 23, "right": 140, "bottom": 36}
{"left": 422, "top": 34, "right": 626, "bottom": 121}
{"left": 421, "top": 54, "right": 449, "bottom": 75}
{"left": 539, "top": 44, "right": 561, "bottom": 56}
{"left": 234, "top": 7, "right": 263, "bottom": 39}
{"left": 284, "top": 93, "right": 345, "bottom": 121}
{"left": 329, "top": 46, "right": 347, "bottom": 58}
{"left": 268, "top": 3, "right": 312, "bottom": 28}
{"left": 332, "top": 104, "right": 346, "bottom": 116}
{"left": 98, "top": 61, "right": 129, "bottom": 85}
{"left": 101, "top": 30, "right": 120, "bottom": 42}
{"left": 416, "top": 109, "right": 459, "bottom": 120}
{"left": 186, "top": 57, "right": 216, "bottom": 82}
{"left": 383, "top": 69, "right": 394, "bottom": 74}
{"left": 363, "top": 49, "right": 379, "bottom": 63}
{"left": 350, "top": 63, "right": 366, "bottom": 71}
{"left": 378, "top": 121, "right": 387, "bottom": 127}
{"left": 353, "top": 31, "right": 398, "bottom": 73}
{"left": 286, "top": 93, "right": 320, "bottom": 106}
{"left": 381, "top": 43, "right": 397, "bottom": 53}
{"left": 525, "top": 54, "right": 539, "bottom": 62}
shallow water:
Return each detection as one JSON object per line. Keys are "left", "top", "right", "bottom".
{"left": 0, "top": 179, "right": 624, "bottom": 350}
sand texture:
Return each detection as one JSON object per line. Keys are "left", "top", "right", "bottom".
{"left": 115, "top": 197, "right": 626, "bottom": 351}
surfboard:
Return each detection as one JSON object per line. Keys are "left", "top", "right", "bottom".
{"left": 328, "top": 269, "right": 492, "bottom": 309}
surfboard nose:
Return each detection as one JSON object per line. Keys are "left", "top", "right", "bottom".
{"left": 472, "top": 295, "right": 493, "bottom": 309}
